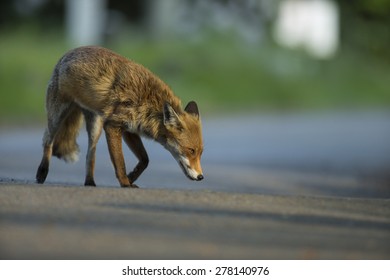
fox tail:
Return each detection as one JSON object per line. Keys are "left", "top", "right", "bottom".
{"left": 51, "top": 105, "right": 83, "bottom": 163}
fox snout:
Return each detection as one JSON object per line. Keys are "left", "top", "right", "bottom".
{"left": 177, "top": 156, "right": 204, "bottom": 181}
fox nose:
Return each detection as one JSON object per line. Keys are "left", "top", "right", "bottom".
{"left": 197, "top": 174, "right": 204, "bottom": 181}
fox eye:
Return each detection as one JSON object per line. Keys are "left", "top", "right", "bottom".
{"left": 188, "top": 148, "right": 195, "bottom": 155}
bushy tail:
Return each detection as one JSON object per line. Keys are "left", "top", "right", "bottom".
{"left": 52, "top": 106, "right": 83, "bottom": 163}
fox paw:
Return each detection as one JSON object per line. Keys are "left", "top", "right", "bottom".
{"left": 84, "top": 181, "right": 96, "bottom": 187}
{"left": 121, "top": 183, "right": 139, "bottom": 189}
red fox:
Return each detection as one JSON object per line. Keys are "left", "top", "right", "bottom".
{"left": 36, "top": 46, "right": 204, "bottom": 188}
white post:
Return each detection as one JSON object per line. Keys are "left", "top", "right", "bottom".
{"left": 273, "top": 0, "right": 339, "bottom": 59}
{"left": 66, "top": 0, "right": 107, "bottom": 46}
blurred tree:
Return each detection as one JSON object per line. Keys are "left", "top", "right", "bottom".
{"left": 1, "top": 0, "right": 389, "bottom": 59}
{"left": 336, "top": 0, "right": 390, "bottom": 59}
{"left": 0, "top": 1, "right": 18, "bottom": 26}
{"left": 0, "top": 0, "right": 146, "bottom": 31}
{"left": 0, "top": 0, "right": 64, "bottom": 30}
{"left": 108, "top": 0, "right": 147, "bottom": 25}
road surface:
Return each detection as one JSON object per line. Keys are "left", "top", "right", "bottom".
{"left": 0, "top": 112, "right": 389, "bottom": 259}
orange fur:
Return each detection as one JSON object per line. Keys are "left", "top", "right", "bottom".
{"left": 36, "top": 46, "right": 204, "bottom": 188}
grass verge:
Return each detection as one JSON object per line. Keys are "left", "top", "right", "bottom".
{"left": 0, "top": 27, "right": 389, "bottom": 124}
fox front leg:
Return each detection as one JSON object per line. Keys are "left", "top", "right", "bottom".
{"left": 122, "top": 131, "right": 149, "bottom": 184}
{"left": 104, "top": 124, "right": 138, "bottom": 188}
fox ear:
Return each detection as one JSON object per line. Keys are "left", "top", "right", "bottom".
{"left": 184, "top": 101, "right": 199, "bottom": 118}
{"left": 163, "top": 102, "right": 181, "bottom": 128}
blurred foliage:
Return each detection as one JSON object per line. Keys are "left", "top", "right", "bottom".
{"left": 1, "top": 26, "right": 389, "bottom": 124}
{"left": 337, "top": 0, "right": 390, "bottom": 60}
{"left": 0, "top": 1, "right": 390, "bottom": 124}
{"left": 0, "top": 27, "right": 67, "bottom": 123}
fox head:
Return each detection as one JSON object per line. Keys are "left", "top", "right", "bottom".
{"left": 162, "top": 101, "right": 204, "bottom": 181}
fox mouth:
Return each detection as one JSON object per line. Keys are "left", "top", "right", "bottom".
{"left": 178, "top": 160, "right": 203, "bottom": 181}
{"left": 179, "top": 161, "right": 196, "bottom": 181}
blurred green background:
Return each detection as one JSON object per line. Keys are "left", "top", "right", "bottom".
{"left": 0, "top": 0, "right": 389, "bottom": 124}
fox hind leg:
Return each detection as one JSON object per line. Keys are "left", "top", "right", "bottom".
{"left": 36, "top": 101, "right": 72, "bottom": 184}
{"left": 36, "top": 128, "right": 54, "bottom": 184}
{"left": 83, "top": 110, "right": 103, "bottom": 186}
{"left": 123, "top": 131, "right": 149, "bottom": 184}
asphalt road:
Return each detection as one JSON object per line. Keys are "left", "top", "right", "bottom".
{"left": 0, "top": 112, "right": 389, "bottom": 259}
